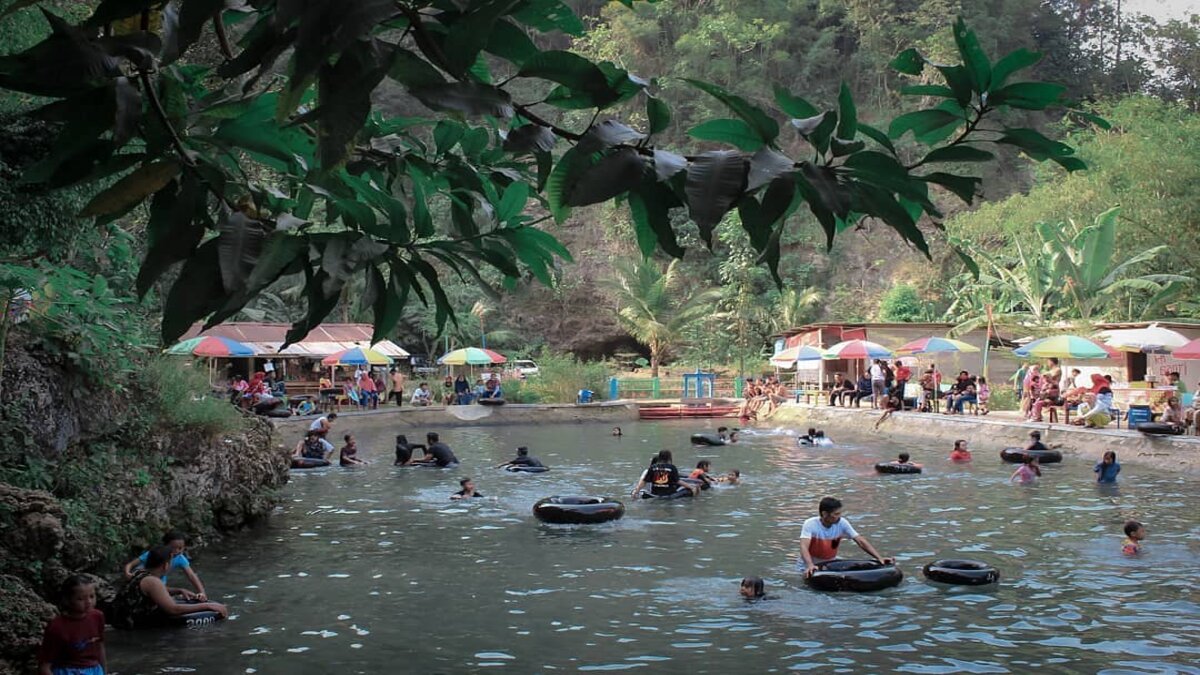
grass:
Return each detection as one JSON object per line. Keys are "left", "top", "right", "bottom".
{"left": 145, "top": 358, "right": 244, "bottom": 436}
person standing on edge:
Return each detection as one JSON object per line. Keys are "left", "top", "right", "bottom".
{"left": 390, "top": 368, "right": 406, "bottom": 406}
{"left": 893, "top": 360, "right": 911, "bottom": 410}
{"left": 799, "top": 497, "right": 893, "bottom": 577}
{"left": 869, "top": 360, "right": 886, "bottom": 409}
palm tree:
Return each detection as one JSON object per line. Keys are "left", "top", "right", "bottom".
{"left": 607, "top": 258, "right": 719, "bottom": 378}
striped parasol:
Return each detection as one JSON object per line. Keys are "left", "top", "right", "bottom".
{"left": 770, "top": 344, "right": 825, "bottom": 368}
{"left": 822, "top": 339, "right": 894, "bottom": 360}
{"left": 1013, "top": 335, "right": 1117, "bottom": 359}
{"left": 438, "top": 347, "right": 507, "bottom": 366}
{"left": 167, "top": 336, "right": 255, "bottom": 357}
{"left": 321, "top": 347, "right": 394, "bottom": 366}
{"left": 894, "top": 337, "right": 980, "bottom": 355}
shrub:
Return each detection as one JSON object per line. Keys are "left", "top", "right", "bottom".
{"left": 144, "top": 358, "right": 243, "bottom": 436}
{"left": 518, "top": 351, "right": 612, "bottom": 404}
{"left": 986, "top": 385, "right": 1018, "bottom": 411}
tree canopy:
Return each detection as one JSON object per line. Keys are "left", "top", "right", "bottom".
{"left": 0, "top": 1, "right": 1089, "bottom": 347}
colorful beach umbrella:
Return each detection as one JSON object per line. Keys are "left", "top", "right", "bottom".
{"left": 438, "top": 347, "right": 507, "bottom": 366}
{"left": 770, "top": 344, "right": 825, "bottom": 368}
{"left": 894, "top": 336, "right": 980, "bottom": 355}
{"left": 1097, "top": 324, "right": 1190, "bottom": 354}
{"left": 167, "top": 335, "right": 255, "bottom": 357}
{"left": 822, "top": 339, "right": 894, "bottom": 360}
{"left": 1172, "top": 337, "right": 1200, "bottom": 360}
{"left": 1013, "top": 335, "right": 1116, "bottom": 359}
{"left": 321, "top": 346, "right": 394, "bottom": 366}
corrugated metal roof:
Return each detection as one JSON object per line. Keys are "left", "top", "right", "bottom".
{"left": 180, "top": 323, "right": 410, "bottom": 357}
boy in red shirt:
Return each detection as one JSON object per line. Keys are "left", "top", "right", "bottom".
{"left": 39, "top": 575, "right": 106, "bottom": 675}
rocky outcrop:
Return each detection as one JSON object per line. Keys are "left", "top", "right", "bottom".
{"left": 0, "top": 338, "right": 289, "bottom": 672}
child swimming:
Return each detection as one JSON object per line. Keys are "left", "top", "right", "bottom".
{"left": 1122, "top": 520, "right": 1145, "bottom": 555}
{"left": 739, "top": 576, "right": 765, "bottom": 599}
{"left": 948, "top": 439, "right": 971, "bottom": 461}
{"left": 340, "top": 433, "right": 366, "bottom": 466}
{"left": 1010, "top": 455, "right": 1041, "bottom": 485}
{"left": 451, "top": 477, "right": 484, "bottom": 500}
{"left": 1094, "top": 450, "right": 1120, "bottom": 483}
{"left": 723, "top": 469, "right": 741, "bottom": 485}
{"left": 689, "top": 460, "right": 718, "bottom": 487}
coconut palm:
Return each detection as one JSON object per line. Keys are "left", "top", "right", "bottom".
{"left": 607, "top": 259, "right": 719, "bottom": 378}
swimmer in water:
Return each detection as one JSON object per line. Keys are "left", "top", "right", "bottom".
{"left": 1010, "top": 454, "right": 1041, "bottom": 485}
{"left": 727, "top": 429, "right": 739, "bottom": 444}
{"left": 739, "top": 576, "right": 765, "bottom": 599}
{"left": 723, "top": 469, "right": 741, "bottom": 485}
{"left": 799, "top": 428, "right": 818, "bottom": 446}
{"left": 717, "top": 426, "right": 730, "bottom": 441}
{"left": 1121, "top": 520, "right": 1145, "bottom": 555}
{"left": 612, "top": 426, "right": 623, "bottom": 437}
{"left": 688, "top": 460, "right": 719, "bottom": 488}
{"left": 1094, "top": 450, "right": 1120, "bottom": 483}
{"left": 339, "top": 433, "right": 366, "bottom": 466}
{"left": 497, "top": 446, "right": 545, "bottom": 469}
{"left": 813, "top": 430, "right": 832, "bottom": 446}
{"left": 451, "top": 477, "right": 484, "bottom": 500}
{"left": 949, "top": 439, "right": 971, "bottom": 461}
{"left": 894, "top": 452, "right": 915, "bottom": 465}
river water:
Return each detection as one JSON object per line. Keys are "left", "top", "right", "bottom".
{"left": 107, "top": 420, "right": 1200, "bottom": 674}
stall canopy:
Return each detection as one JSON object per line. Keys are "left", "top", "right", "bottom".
{"left": 181, "top": 322, "right": 410, "bottom": 358}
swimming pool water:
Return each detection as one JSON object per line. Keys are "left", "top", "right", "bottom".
{"left": 106, "top": 421, "right": 1200, "bottom": 674}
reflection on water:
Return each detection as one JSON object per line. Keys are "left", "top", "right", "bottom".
{"left": 107, "top": 421, "right": 1200, "bottom": 674}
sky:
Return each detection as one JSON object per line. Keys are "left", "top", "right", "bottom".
{"left": 1125, "top": 0, "right": 1198, "bottom": 21}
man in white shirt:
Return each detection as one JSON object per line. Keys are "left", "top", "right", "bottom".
{"left": 308, "top": 412, "right": 337, "bottom": 437}
{"left": 411, "top": 382, "right": 432, "bottom": 407}
{"left": 799, "top": 496, "right": 892, "bottom": 577}
{"left": 869, "top": 360, "right": 886, "bottom": 409}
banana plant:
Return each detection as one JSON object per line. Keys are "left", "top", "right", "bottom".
{"left": 1038, "top": 207, "right": 1194, "bottom": 322}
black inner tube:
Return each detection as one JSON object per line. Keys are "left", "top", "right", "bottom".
{"left": 505, "top": 465, "right": 550, "bottom": 473}
{"left": 806, "top": 559, "right": 904, "bottom": 593}
{"left": 922, "top": 559, "right": 1000, "bottom": 586}
{"left": 533, "top": 496, "right": 624, "bottom": 524}
{"left": 291, "top": 457, "right": 330, "bottom": 469}
{"left": 1136, "top": 422, "right": 1184, "bottom": 435}
{"left": 690, "top": 433, "right": 726, "bottom": 446}
{"left": 640, "top": 485, "right": 694, "bottom": 500}
{"left": 875, "top": 462, "right": 922, "bottom": 474}
{"left": 1000, "top": 447, "right": 1063, "bottom": 464}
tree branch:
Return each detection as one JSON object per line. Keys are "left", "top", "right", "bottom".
{"left": 138, "top": 70, "right": 235, "bottom": 211}
{"left": 213, "top": 12, "right": 235, "bottom": 61}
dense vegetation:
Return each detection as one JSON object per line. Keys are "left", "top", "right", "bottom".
{"left": 0, "top": 0, "right": 1196, "bottom": 380}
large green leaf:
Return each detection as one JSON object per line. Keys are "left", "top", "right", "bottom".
{"left": 1082, "top": 207, "right": 1119, "bottom": 291}
{"left": 292, "top": 0, "right": 394, "bottom": 82}
{"left": 503, "top": 124, "right": 556, "bottom": 153}
{"left": 646, "top": 95, "right": 670, "bottom": 135}
{"left": 851, "top": 183, "right": 928, "bottom": 255}
{"left": 389, "top": 47, "right": 446, "bottom": 89}
{"left": 80, "top": 160, "right": 180, "bottom": 217}
{"left": 511, "top": 0, "right": 584, "bottom": 36}
{"left": 989, "top": 48, "right": 1041, "bottom": 92}
{"left": 312, "top": 38, "right": 394, "bottom": 168}
{"left": 628, "top": 178, "right": 685, "bottom": 258}
{"left": 653, "top": 150, "right": 687, "bottom": 182}
{"left": 216, "top": 211, "right": 267, "bottom": 293}
{"left": 989, "top": 82, "right": 1066, "bottom": 110}
{"left": 566, "top": 148, "right": 644, "bottom": 207}
{"left": 997, "top": 128, "right": 1074, "bottom": 160}
{"left": 888, "top": 109, "right": 961, "bottom": 141}
{"left": 412, "top": 82, "right": 514, "bottom": 118}
{"left": 518, "top": 50, "right": 616, "bottom": 109}
{"left": 485, "top": 19, "right": 539, "bottom": 67}
{"left": 684, "top": 79, "right": 778, "bottom": 146}
{"left": 687, "top": 119, "right": 764, "bottom": 151}
{"left": 920, "top": 172, "right": 981, "bottom": 204}
{"left": 791, "top": 111, "right": 837, "bottom": 154}
{"left": 920, "top": 145, "right": 995, "bottom": 164}
{"left": 684, "top": 150, "right": 747, "bottom": 246}
{"left": 772, "top": 84, "right": 818, "bottom": 118}
{"left": 442, "top": 0, "right": 522, "bottom": 77}
{"left": 136, "top": 176, "right": 206, "bottom": 298}
{"left": 836, "top": 83, "right": 857, "bottom": 140}
{"left": 889, "top": 48, "right": 924, "bottom": 75}
{"left": 952, "top": 17, "right": 991, "bottom": 92}
{"left": 161, "top": 239, "right": 225, "bottom": 344}
{"left": 746, "top": 148, "right": 794, "bottom": 191}
{"left": 545, "top": 145, "right": 597, "bottom": 223}
{"left": 578, "top": 119, "right": 645, "bottom": 152}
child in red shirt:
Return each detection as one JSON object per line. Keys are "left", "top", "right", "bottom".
{"left": 39, "top": 575, "right": 106, "bottom": 675}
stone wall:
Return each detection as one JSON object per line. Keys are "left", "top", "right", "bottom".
{"left": 272, "top": 400, "right": 640, "bottom": 436}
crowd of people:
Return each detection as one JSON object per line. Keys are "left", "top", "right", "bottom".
{"left": 739, "top": 377, "right": 793, "bottom": 420}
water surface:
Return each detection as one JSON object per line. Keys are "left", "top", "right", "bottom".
{"left": 108, "top": 421, "right": 1200, "bottom": 674}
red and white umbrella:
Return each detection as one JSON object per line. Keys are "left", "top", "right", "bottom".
{"left": 822, "top": 339, "right": 894, "bottom": 360}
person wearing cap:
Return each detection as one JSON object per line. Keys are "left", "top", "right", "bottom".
{"left": 497, "top": 446, "right": 545, "bottom": 469}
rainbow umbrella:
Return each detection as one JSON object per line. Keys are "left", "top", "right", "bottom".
{"left": 322, "top": 346, "right": 394, "bottom": 366}
{"left": 167, "top": 335, "right": 255, "bottom": 357}
{"left": 822, "top": 339, "right": 894, "bottom": 360}
{"left": 770, "top": 344, "right": 825, "bottom": 368}
{"left": 894, "top": 337, "right": 980, "bottom": 355}
{"left": 1173, "top": 338, "right": 1200, "bottom": 360}
{"left": 438, "top": 347, "right": 507, "bottom": 366}
{"left": 1013, "top": 335, "right": 1116, "bottom": 359}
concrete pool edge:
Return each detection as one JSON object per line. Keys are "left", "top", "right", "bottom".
{"left": 766, "top": 404, "right": 1200, "bottom": 475}
{"left": 272, "top": 400, "right": 639, "bottom": 433}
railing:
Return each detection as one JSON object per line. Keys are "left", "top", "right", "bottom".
{"left": 609, "top": 377, "right": 743, "bottom": 400}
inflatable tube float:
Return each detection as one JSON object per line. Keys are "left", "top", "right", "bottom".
{"left": 264, "top": 408, "right": 292, "bottom": 418}
{"left": 798, "top": 438, "right": 815, "bottom": 447}
{"left": 533, "top": 496, "right": 624, "bottom": 524}
{"left": 875, "top": 462, "right": 922, "bottom": 474}
{"left": 505, "top": 465, "right": 549, "bottom": 473}
{"left": 691, "top": 433, "right": 726, "bottom": 446}
{"left": 478, "top": 398, "right": 506, "bottom": 406}
{"left": 291, "top": 457, "right": 330, "bottom": 469}
{"left": 805, "top": 559, "right": 903, "bottom": 592}
{"left": 1136, "top": 422, "right": 1184, "bottom": 436}
{"left": 999, "top": 447, "right": 1063, "bottom": 464}
{"left": 922, "top": 559, "right": 1000, "bottom": 586}
{"left": 680, "top": 477, "right": 710, "bottom": 491}
{"left": 639, "top": 485, "right": 695, "bottom": 500}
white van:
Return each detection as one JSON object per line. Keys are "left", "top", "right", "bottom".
{"left": 510, "top": 360, "right": 539, "bottom": 377}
